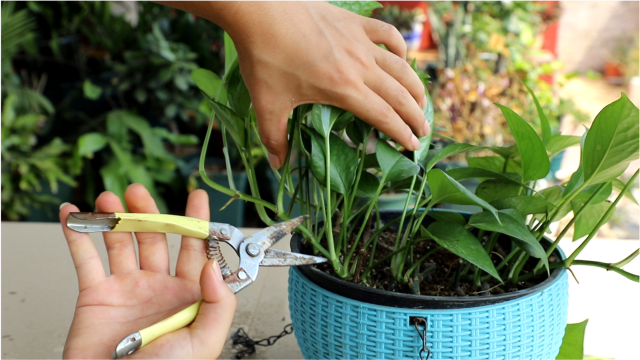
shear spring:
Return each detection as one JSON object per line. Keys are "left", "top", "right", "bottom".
{"left": 207, "top": 238, "right": 232, "bottom": 278}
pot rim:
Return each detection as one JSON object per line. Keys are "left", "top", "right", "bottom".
{"left": 290, "top": 209, "right": 566, "bottom": 310}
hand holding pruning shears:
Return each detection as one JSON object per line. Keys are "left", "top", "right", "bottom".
{"left": 59, "top": 184, "right": 323, "bottom": 359}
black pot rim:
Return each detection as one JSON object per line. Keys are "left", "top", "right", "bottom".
{"left": 290, "top": 210, "right": 566, "bottom": 310}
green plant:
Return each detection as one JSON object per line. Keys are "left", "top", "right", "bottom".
{"left": 372, "top": 5, "right": 424, "bottom": 33}
{"left": 1, "top": 2, "right": 79, "bottom": 220}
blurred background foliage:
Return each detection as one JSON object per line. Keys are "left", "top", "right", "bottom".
{"left": 2, "top": 1, "right": 225, "bottom": 220}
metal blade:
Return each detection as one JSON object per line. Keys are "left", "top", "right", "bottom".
{"left": 67, "top": 212, "right": 119, "bottom": 232}
{"left": 254, "top": 215, "right": 309, "bottom": 250}
{"left": 260, "top": 248, "right": 327, "bottom": 267}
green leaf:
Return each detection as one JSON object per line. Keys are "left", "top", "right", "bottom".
{"left": 328, "top": 1, "right": 382, "bottom": 16}
{"left": 82, "top": 79, "right": 102, "bottom": 100}
{"left": 556, "top": 320, "right": 588, "bottom": 360}
{"left": 308, "top": 130, "right": 358, "bottom": 194}
{"left": 496, "top": 104, "right": 550, "bottom": 182}
{"left": 426, "top": 221, "right": 502, "bottom": 281}
{"left": 191, "top": 68, "right": 227, "bottom": 104}
{"left": 332, "top": 111, "right": 354, "bottom": 132}
{"left": 475, "top": 179, "right": 521, "bottom": 203}
{"left": 546, "top": 135, "right": 581, "bottom": 158}
{"left": 466, "top": 156, "right": 522, "bottom": 174}
{"left": 77, "top": 132, "right": 107, "bottom": 158}
{"left": 100, "top": 158, "right": 128, "bottom": 208}
{"left": 152, "top": 128, "right": 199, "bottom": 146}
{"left": 613, "top": 178, "right": 638, "bottom": 205}
{"left": 536, "top": 186, "right": 572, "bottom": 222}
{"left": 311, "top": 104, "right": 342, "bottom": 138}
{"left": 428, "top": 168, "right": 500, "bottom": 219}
{"left": 582, "top": 94, "right": 640, "bottom": 185}
{"left": 355, "top": 171, "right": 380, "bottom": 198}
{"left": 573, "top": 182, "right": 612, "bottom": 205}
{"left": 110, "top": 111, "right": 168, "bottom": 159}
{"left": 207, "top": 99, "right": 246, "bottom": 147}
{"left": 446, "top": 167, "right": 538, "bottom": 194}
{"left": 425, "top": 143, "right": 485, "bottom": 171}
{"left": 469, "top": 210, "right": 549, "bottom": 272}
{"left": 227, "top": 66, "right": 251, "bottom": 118}
{"left": 521, "top": 80, "right": 552, "bottom": 144}
{"left": 224, "top": 32, "right": 237, "bottom": 74}
{"left": 346, "top": 118, "right": 372, "bottom": 145}
{"left": 426, "top": 211, "right": 467, "bottom": 226}
{"left": 489, "top": 145, "right": 519, "bottom": 159}
{"left": 491, "top": 196, "right": 556, "bottom": 215}
{"left": 414, "top": 90, "right": 435, "bottom": 162}
{"left": 571, "top": 200, "right": 614, "bottom": 241}
{"left": 376, "top": 140, "right": 420, "bottom": 183}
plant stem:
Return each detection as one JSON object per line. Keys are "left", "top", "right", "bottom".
{"left": 533, "top": 181, "right": 610, "bottom": 272}
{"left": 565, "top": 170, "right": 639, "bottom": 266}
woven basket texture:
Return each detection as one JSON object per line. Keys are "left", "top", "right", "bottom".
{"left": 289, "top": 267, "right": 568, "bottom": 360}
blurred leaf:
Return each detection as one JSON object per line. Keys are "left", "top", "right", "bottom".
{"left": 328, "top": 1, "right": 382, "bottom": 16}
{"left": 77, "top": 132, "right": 107, "bottom": 158}
{"left": 546, "top": 135, "right": 581, "bottom": 158}
{"left": 571, "top": 200, "right": 614, "bottom": 241}
{"left": 491, "top": 196, "right": 556, "bottom": 215}
{"left": 82, "top": 80, "right": 103, "bottom": 100}
{"left": 227, "top": 66, "right": 251, "bottom": 118}
{"left": 475, "top": 179, "right": 521, "bottom": 203}
{"left": 556, "top": 320, "right": 588, "bottom": 360}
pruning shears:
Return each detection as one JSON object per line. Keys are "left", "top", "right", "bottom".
{"left": 66, "top": 212, "right": 326, "bottom": 359}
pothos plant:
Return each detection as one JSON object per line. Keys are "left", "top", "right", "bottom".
{"left": 192, "top": 1, "right": 639, "bottom": 297}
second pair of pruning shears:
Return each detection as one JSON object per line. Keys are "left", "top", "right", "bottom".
{"left": 66, "top": 212, "right": 325, "bottom": 359}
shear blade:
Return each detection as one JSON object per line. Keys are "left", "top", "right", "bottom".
{"left": 261, "top": 248, "right": 327, "bottom": 266}
{"left": 255, "top": 215, "right": 309, "bottom": 250}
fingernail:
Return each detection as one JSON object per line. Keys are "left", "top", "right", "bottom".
{"left": 268, "top": 153, "right": 282, "bottom": 169}
{"left": 212, "top": 259, "right": 223, "bottom": 281}
{"left": 422, "top": 121, "right": 430, "bottom": 137}
{"left": 421, "top": 94, "right": 428, "bottom": 109}
{"left": 59, "top": 202, "right": 72, "bottom": 210}
{"left": 411, "top": 135, "right": 421, "bottom": 151}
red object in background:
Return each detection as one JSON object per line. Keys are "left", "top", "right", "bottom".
{"left": 376, "top": 1, "right": 435, "bottom": 50}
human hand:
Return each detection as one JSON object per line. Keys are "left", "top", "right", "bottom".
{"left": 158, "top": 1, "right": 429, "bottom": 169}
{"left": 59, "top": 184, "right": 236, "bottom": 359}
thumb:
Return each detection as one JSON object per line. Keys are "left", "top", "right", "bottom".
{"left": 189, "top": 259, "right": 237, "bottom": 357}
{"left": 253, "top": 100, "right": 291, "bottom": 169}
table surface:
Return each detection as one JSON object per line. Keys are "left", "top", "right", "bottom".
{"left": 1, "top": 221, "right": 638, "bottom": 359}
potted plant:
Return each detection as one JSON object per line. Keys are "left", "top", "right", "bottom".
{"left": 193, "top": 2, "right": 639, "bottom": 359}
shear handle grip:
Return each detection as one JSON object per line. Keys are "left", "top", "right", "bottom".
{"left": 138, "top": 300, "right": 203, "bottom": 347}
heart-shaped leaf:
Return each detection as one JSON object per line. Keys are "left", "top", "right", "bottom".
{"left": 466, "top": 156, "right": 522, "bottom": 174}
{"left": 571, "top": 200, "right": 614, "bottom": 241}
{"left": 376, "top": 140, "right": 420, "bottom": 183}
{"left": 469, "top": 209, "right": 549, "bottom": 272}
{"left": 355, "top": 171, "right": 380, "bottom": 198}
{"left": 426, "top": 221, "right": 502, "bottom": 281}
{"left": 582, "top": 94, "right": 639, "bottom": 185}
{"left": 428, "top": 168, "right": 500, "bottom": 220}
{"left": 545, "top": 135, "right": 581, "bottom": 158}
{"left": 426, "top": 211, "right": 467, "bottom": 226}
{"left": 346, "top": 118, "right": 373, "bottom": 146}
{"left": 496, "top": 104, "right": 550, "bottom": 182}
{"left": 312, "top": 104, "right": 343, "bottom": 138}
{"left": 308, "top": 129, "right": 358, "bottom": 194}
{"left": 425, "top": 143, "right": 485, "bottom": 171}
{"left": 475, "top": 179, "right": 521, "bottom": 203}
{"left": 491, "top": 196, "right": 556, "bottom": 215}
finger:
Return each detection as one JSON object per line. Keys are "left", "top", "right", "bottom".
{"left": 372, "top": 44, "right": 428, "bottom": 111}
{"left": 189, "top": 259, "right": 237, "bottom": 357}
{"left": 175, "top": 189, "right": 210, "bottom": 283}
{"left": 253, "top": 98, "right": 291, "bottom": 169}
{"left": 96, "top": 191, "right": 139, "bottom": 274}
{"left": 360, "top": 17, "right": 407, "bottom": 59}
{"left": 124, "top": 184, "right": 170, "bottom": 274}
{"left": 340, "top": 85, "right": 421, "bottom": 151}
{"left": 364, "top": 67, "right": 428, "bottom": 137}
{"left": 60, "top": 203, "right": 106, "bottom": 291}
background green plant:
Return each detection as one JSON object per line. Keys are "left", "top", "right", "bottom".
{"left": 1, "top": 2, "right": 78, "bottom": 220}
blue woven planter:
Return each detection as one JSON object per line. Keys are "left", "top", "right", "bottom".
{"left": 288, "top": 229, "right": 569, "bottom": 360}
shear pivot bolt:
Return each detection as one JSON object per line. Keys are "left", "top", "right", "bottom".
{"left": 246, "top": 243, "right": 261, "bottom": 257}
{"left": 237, "top": 271, "right": 248, "bottom": 280}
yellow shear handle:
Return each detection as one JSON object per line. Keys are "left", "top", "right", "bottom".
{"left": 112, "top": 213, "right": 210, "bottom": 239}
{"left": 139, "top": 300, "right": 203, "bottom": 347}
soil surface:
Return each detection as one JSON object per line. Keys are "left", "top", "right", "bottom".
{"left": 302, "top": 228, "right": 557, "bottom": 297}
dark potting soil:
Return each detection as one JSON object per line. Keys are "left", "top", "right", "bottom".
{"left": 301, "top": 230, "right": 557, "bottom": 297}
